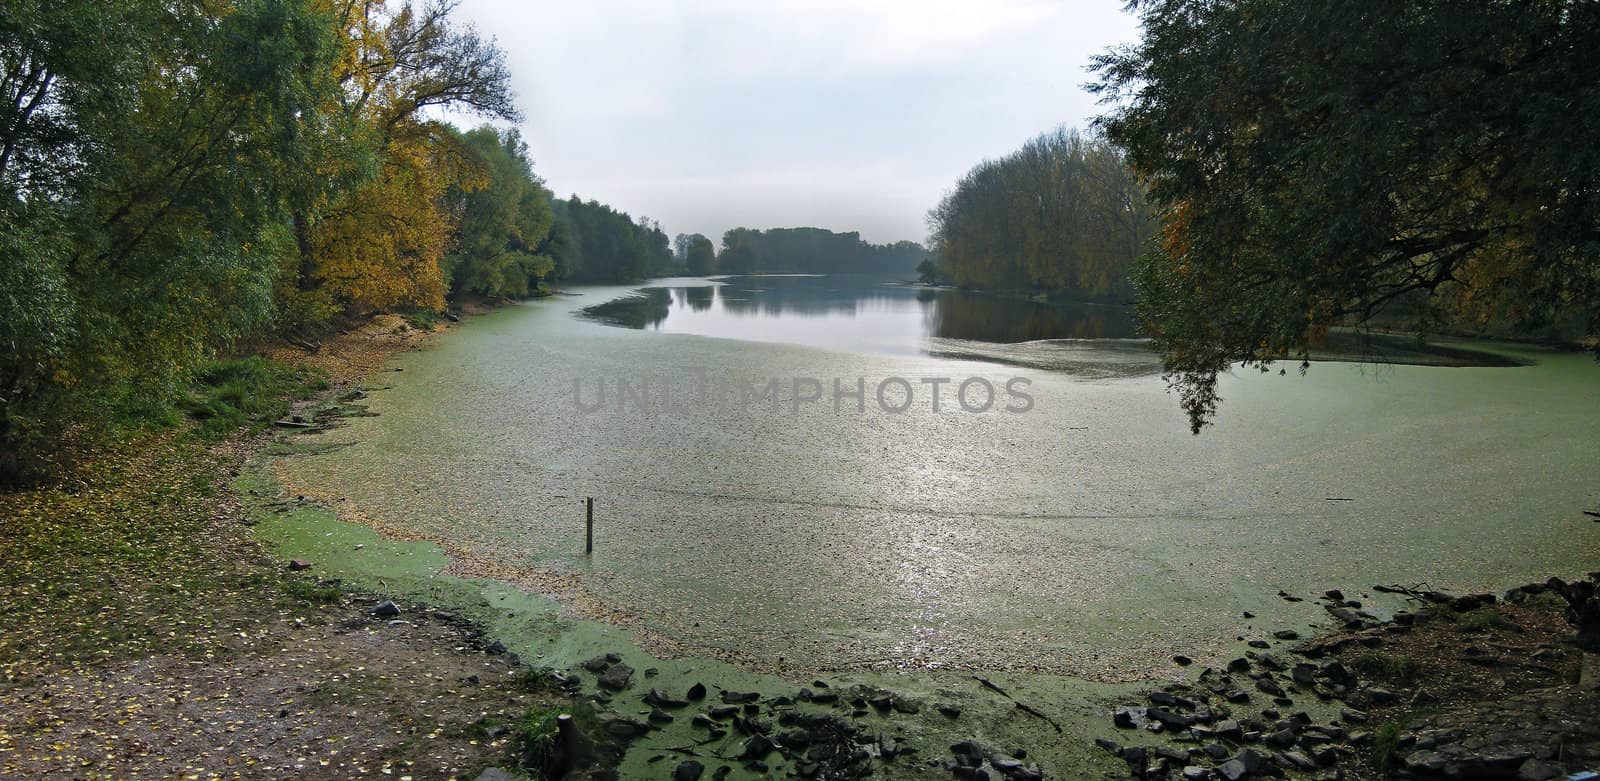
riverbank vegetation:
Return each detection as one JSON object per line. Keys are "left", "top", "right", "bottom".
{"left": 1092, "top": 0, "right": 1600, "bottom": 431}
{"left": 718, "top": 226, "right": 928, "bottom": 275}
{"left": 0, "top": 0, "right": 666, "bottom": 480}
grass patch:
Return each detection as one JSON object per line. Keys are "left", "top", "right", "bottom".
{"left": 1371, "top": 718, "right": 1407, "bottom": 768}
{"left": 179, "top": 356, "right": 327, "bottom": 440}
{"left": 1455, "top": 607, "right": 1507, "bottom": 633}
{"left": 398, "top": 307, "right": 444, "bottom": 331}
{"left": 284, "top": 577, "right": 343, "bottom": 604}
{"left": 1353, "top": 651, "right": 1421, "bottom": 685}
{"left": 520, "top": 704, "right": 565, "bottom": 778}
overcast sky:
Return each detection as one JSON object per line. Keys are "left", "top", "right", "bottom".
{"left": 445, "top": 0, "right": 1141, "bottom": 246}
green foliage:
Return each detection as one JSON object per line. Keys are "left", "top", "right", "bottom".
{"left": 927, "top": 127, "right": 1154, "bottom": 298}
{"left": 1371, "top": 719, "right": 1407, "bottom": 769}
{"left": 718, "top": 227, "right": 927, "bottom": 275}
{"left": 442, "top": 126, "right": 556, "bottom": 300}
{"left": 0, "top": 0, "right": 346, "bottom": 479}
{"left": 550, "top": 196, "right": 670, "bottom": 283}
{"left": 519, "top": 705, "right": 564, "bottom": 777}
{"left": 683, "top": 233, "right": 717, "bottom": 276}
{"left": 179, "top": 357, "right": 327, "bottom": 441}
{"left": 1093, "top": 0, "right": 1600, "bottom": 432}
{"left": 1352, "top": 652, "right": 1420, "bottom": 686}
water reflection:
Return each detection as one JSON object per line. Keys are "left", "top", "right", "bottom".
{"left": 579, "top": 274, "right": 1141, "bottom": 358}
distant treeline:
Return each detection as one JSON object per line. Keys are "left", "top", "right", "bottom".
{"left": 667, "top": 227, "right": 926, "bottom": 277}
{"left": 925, "top": 128, "right": 1156, "bottom": 300}
{"left": 0, "top": 0, "right": 667, "bottom": 477}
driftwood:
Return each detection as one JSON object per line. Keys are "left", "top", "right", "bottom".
{"left": 973, "top": 676, "right": 1062, "bottom": 733}
{"left": 1583, "top": 510, "right": 1600, "bottom": 519}
{"left": 273, "top": 419, "right": 317, "bottom": 429}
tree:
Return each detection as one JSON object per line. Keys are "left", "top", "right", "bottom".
{"left": 714, "top": 227, "right": 925, "bottom": 275}
{"left": 684, "top": 234, "right": 717, "bottom": 276}
{"left": 1, "top": 0, "right": 344, "bottom": 476}
{"left": 442, "top": 126, "right": 555, "bottom": 299}
{"left": 925, "top": 127, "right": 1154, "bottom": 298}
{"left": 1093, "top": 0, "right": 1600, "bottom": 432}
{"left": 283, "top": 0, "right": 516, "bottom": 323}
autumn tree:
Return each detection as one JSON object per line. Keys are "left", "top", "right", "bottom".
{"left": 1093, "top": 0, "right": 1600, "bottom": 432}
{"left": 282, "top": 0, "right": 515, "bottom": 325}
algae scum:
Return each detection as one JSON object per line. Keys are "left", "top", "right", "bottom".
{"left": 252, "top": 275, "right": 1600, "bottom": 776}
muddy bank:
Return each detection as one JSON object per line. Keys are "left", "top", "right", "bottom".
{"left": 1092, "top": 578, "right": 1600, "bottom": 780}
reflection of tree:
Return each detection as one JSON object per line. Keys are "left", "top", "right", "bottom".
{"left": 685, "top": 285, "right": 715, "bottom": 312}
{"left": 716, "top": 275, "right": 885, "bottom": 318}
{"left": 922, "top": 291, "right": 1140, "bottom": 342}
{"left": 578, "top": 287, "right": 671, "bottom": 328}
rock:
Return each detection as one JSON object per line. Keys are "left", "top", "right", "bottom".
{"left": 581, "top": 656, "right": 610, "bottom": 672}
{"left": 938, "top": 704, "right": 963, "bottom": 719}
{"left": 1214, "top": 720, "right": 1244, "bottom": 742}
{"left": 1265, "top": 728, "right": 1297, "bottom": 748}
{"left": 648, "top": 708, "right": 673, "bottom": 724}
{"left": 673, "top": 760, "right": 705, "bottom": 781}
{"left": 721, "top": 690, "right": 759, "bottom": 704}
{"left": 597, "top": 663, "right": 633, "bottom": 691}
{"left": 1327, "top": 606, "right": 1367, "bottom": 627}
{"left": 288, "top": 559, "right": 313, "bottom": 571}
{"left": 1361, "top": 687, "right": 1397, "bottom": 705}
{"left": 1282, "top": 750, "right": 1317, "bottom": 769}
{"left": 1290, "top": 664, "right": 1318, "bottom": 687}
{"left": 1121, "top": 746, "right": 1148, "bottom": 766}
{"left": 1518, "top": 758, "right": 1564, "bottom": 781}
{"left": 951, "top": 741, "right": 988, "bottom": 767}
{"left": 1227, "top": 658, "right": 1252, "bottom": 673}
{"left": 1147, "top": 706, "right": 1195, "bottom": 729}
{"left": 1323, "top": 589, "right": 1345, "bottom": 601}
{"left": 369, "top": 600, "right": 400, "bottom": 617}
{"left": 686, "top": 682, "right": 706, "bottom": 701}
{"left": 474, "top": 770, "right": 519, "bottom": 781}
{"left": 645, "top": 688, "right": 688, "bottom": 709}
{"left": 1094, "top": 737, "right": 1121, "bottom": 754}
{"left": 1272, "top": 630, "right": 1300, "bottom": 641}
{"left": 1403, "top": 750, "right": 1448, "bottom": 773}
{"left": 739, "top": 734, "right": 776, "bottom": 760}
{"left": 1174, "top": 655, "right": 1194, "bottom": 666}
{"left": 599, "top": 714, "right": 651, "bottom": 740}
{"left": 1182, "top": 766, "right": 1212, "bottom": 780}
{"left": 892, "top": 697, "right": 921, "bottom": 714}
{"left": 1247, "top": 639, "right": 1271, "bottom": 649}
{"left": 990, "top": 754, "right": 1023, "bottom": 773}
{"left": 1113, "top": 707, "right": 1140, "bottom": 728}
{"left": 1216, "top": 759, "right": 1248, "bottom": 781}
{"left": 1255, "top": 678, "right": 1285, "bottom": 697}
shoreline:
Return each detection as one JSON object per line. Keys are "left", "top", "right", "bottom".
{"left": 249, "top": 302, "right": 1600, "bottom": 779}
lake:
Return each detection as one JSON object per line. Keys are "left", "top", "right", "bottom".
{"left": 275, "top": 274, "right": 1600, "bottom": 681}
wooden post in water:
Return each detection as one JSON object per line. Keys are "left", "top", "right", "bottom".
{"left": 585, "top": 497, "right": 594, "bottom": 554}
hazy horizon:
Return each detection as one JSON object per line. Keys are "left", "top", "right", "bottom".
{"left": 443, "top": 0, "right": 1141, "bottom": 246}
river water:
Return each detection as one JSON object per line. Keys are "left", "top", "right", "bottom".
{"left": 275, "top": 274, "right": 1600, "bottom": 682}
